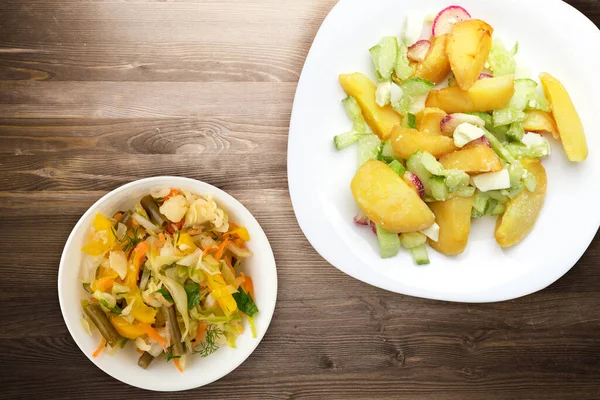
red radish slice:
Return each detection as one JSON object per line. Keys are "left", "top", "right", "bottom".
{"left": 440, "top": 113, "right": 486, "bottom": 134}
{"left": 407, "top": 40, "right": 431, "bottom": 62}
{"left": 469, "top": 136, "right": 491, "bottom": 147}
{"left": 403, "top": 172, "right": 425, "bottom": 200}
{"left": 478, "top": 73, "right": 493, "bottom": 80}
{"left": 432, "top": 6, "right": 471, "bottom": 37}
{"left": 369, "top": 220, "right": 377, "bottom": 235}
{"left": 353, "top": 214, "right": 369, "bottom": 226}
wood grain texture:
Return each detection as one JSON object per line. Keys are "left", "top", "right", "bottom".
{"left": 1, "top": 0, "right": 600, "bottom": 399}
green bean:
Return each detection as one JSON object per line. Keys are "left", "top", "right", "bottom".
{"left": 83, "top": 303, "right": 122, "bottom": 347}
{"left": 137, "top": 351, "right": 155, "bottom": 369}
{"left": 140, "top": 195, "right": 167, "bottom": 227}
{"left": 162, "top": 305, "right": 184, "bottom": 356}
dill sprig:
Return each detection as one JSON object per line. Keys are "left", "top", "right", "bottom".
{"left": 192, "top": 325, "right": 224, "bottom": 357}
{"left": 112, "top": 226, "right": 143, "bottom": 252}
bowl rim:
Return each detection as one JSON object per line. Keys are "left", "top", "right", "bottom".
{"left": 57, "top": 176, "right": 278, "bottom": 391}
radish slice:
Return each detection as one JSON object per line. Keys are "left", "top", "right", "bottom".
{"left": 353, "top": 214, "right": 369, "bottom": 226}
{"left": 407, "top": 40, "right": 431, "bottom": 62}
{"left": 469, "top": 136, "right": 491, "bottom": 147}
{"left": 440, "top": 113, "right": 486, "bottom": 134}
{"left": 478, "top": 73, "right": 493, "bottom": 80}
{"left": 369, "top": 220, "right": 377, "bottom": 235}
{"left": 403, "top": 171, "right": 425, "bottom": 199}
{"left": 432, "top": 6, "right": 471, "bottom": 37}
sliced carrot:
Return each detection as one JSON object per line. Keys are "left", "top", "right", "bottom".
{"left": 173, "top": 358, "right": 184, "bottom": 373}
{"left": 125, "top": 241, "right": 150, "bottom": 288}
{"left": 92, "top": 276, "right": 115, "bottom": 293}
{"left": 92, "top": 338, "right": 106, "bottom": 358}
{"left": 158, "top": 232, "right": 166, "bottom": 245}
{"left": 137, "top": 323, "right": 168, "bottom": 350}
{"left": 202, "top": 246, "right": 214, "bottom": 257}
{"left": 214, "top": 238, "right": 230, "bottom": 260}
{"left": 134, "top": 241, "right": 149, "bottom": 258}
{"left": 240, "top": 273, "right": 254, "bottom": 300}
{"left": 193, "top": 322, "right": 207, "bottom": 345}
{"left": 113, "top": 212, "right": 123, "bottom": 222}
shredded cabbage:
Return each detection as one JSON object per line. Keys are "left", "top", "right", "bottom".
{"left": 80, "top": 253, "right": 105, "bottom": 284}
{"left": 159, "top": 275, "right": 191, "bottom": 340}
{"left": 109, "top": 250, "right": 128, "bottom": 280}
{"left": 159, "top": 195, "right": 188, "bottom": 223}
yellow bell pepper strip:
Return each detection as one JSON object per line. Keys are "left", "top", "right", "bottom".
{"left": 176, "top": 232, "right": 197, "bottom": 254}
{"left": 129, "top": 292, "right": 157, "bottom": 324}
{"left": 82, "top": 213, "right": 117, "bottom": 255}
{"left": 229, "top": 226, "right": 250, "bottom": 241}
{"left": 137, "top": 322, "right": 168, "bottom": 350}
{"left": 110, "top": 316, "right": 146, "bottom": 339}
{"left": 205, "top": 273, "right": 238, "bottom": 316}
{"left": 125, "top": 241, "right": 149, "bottom": 289}
{"left": 92, "top": 338, "right": 106, "bottom": 357}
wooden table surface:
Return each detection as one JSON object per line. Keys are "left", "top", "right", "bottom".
{"left": 1, "top": 1, "right": 600, "bottom": 399}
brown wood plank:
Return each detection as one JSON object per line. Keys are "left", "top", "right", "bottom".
{"left": 1, "top": 0, "right": 600, "bottom": 398}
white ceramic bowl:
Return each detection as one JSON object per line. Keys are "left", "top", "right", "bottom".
{"left": 288, "top": 0, "right": 600, "bottom": 302}
{"left": 58, "top": 176, "right": 277, "bottom": 391}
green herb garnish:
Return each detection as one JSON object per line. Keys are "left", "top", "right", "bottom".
{"left": 232, "top": 287, "right": 259, "bottom": 317}
{"left": 100, "top": 299, "right": 122, "bottom": 315}
{"left": 155, "top": 288, "right": 173, "bottom": 303}
{"left": 184, "top": 283, "right": 201, "bottom": 310}
{"left": 164, "top": 345, "right": 181, "bottom": 362}
{"left": 192, "top": 325, "right": 223, "bottom": 357}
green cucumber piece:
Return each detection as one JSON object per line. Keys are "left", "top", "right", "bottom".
{"left": 378, "top": 140, "right": 397, "bottom": 163}
{"left": 399, "top": 232, "right": 427, "bottom": 249}
{"left": 429, "top": 176, "right": 449, "bottom": 201}
{"left": 334, "top": 132, "right": 366, "bottom": 150}
{"left": 399, "top": 78, "right": 435, "bottom": 96}
{"left": 506, "top": 122, "right": 524, "bottom": 142}
{"left": 409, "top": 244, "right": 430, "bottom": 265}
{"left": 370, "top": 37, "right": 398, "bottom": 81}
{"left": 342, "top": 96, "right": 367, "bottom": 133}
{"left": 388, "top": 160, "right": 406, "bottom": 176}
{"left": 472, "top": 191, "right": 490, "bottom": 218}
{"left": 395, "top": 42, "right": 414, "bottom": 80}
{"left": 484, "top": 129, "right": 515, "bottom": 163}
{"left": 375, "top": 225, "right": 401, "bottom": 259}
{"left": 486, "top": 199, "right": 499, "bottom": 216}
{"left": 523, "top": 172, "right": 537, "bottom": 192}
{"left": 508, "top": 161, "right": 525, "bottom": 187}
{"left": 488, "top": 38, "right": 517, "bottom": 77}
{"left": 453, "top": 185, "right": 476, "bottom": 198}
{"left": 468, "top": 112, "right": 494, "bottom": 131}
{"left": 358, "top": 134, "right": 382, "bottom": 166}
{"left": 403, "top": 112, "right": 417, "bottom": 129}
{"left": 490, "top": 202, "right": 506, "bottom": 216}
{"left": 506, "top": 143, "right": 549, "bottom": 159}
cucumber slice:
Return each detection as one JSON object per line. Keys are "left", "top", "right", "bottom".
{"left": 395, "top": 42, "right": 414, "bottom": 80}
{"left": 452, "top": 185, "right": 476, "bottom": 198}
{"left": 472, "top": 191, "right": 490, "bottom": 217}
{"left": 506, "top": 122, "right": 524, "bottom": 142}
{"left": 399, "top": 78, "right": 435, "bottom": 96}
{"left": 378, "top": 140, "right": 397, "bottom": 163}
{"left": 484, "top": 129, "right": 515, "bottom": 163}
{"left": 334, "top": 132, "right": 366, "bottom": 150}
{"left": 490, "top": 202, "right": 506, "bottom": 216}
{"left": 370, "top": 37, "right": 398, "bottom": 81}
{"left": 358, "top": 134, "right": 382, "bottom": 166}
{"left": 375, "top": 225, "right": 401, "bottom": 259}
{"left": 506, "top": 143, "right": 549, "bottom": 159}
{"left": 399, "top": 232, "right": 427, "bottom": 249}
{"left": 445, "top": 170, "right": 469, "bottom": 191}
{"left": 488, "top": 38, "right": 517, "bottom": 77}
{"left": 486, "top": 199, "right": 499, "bottom": 215}
{"left": 508, "top": 161, "right": 525, "bottom": 186}
{"left": 403, "top": 112, "right": 417, "bottom": 129}
{"left": 409, "top": 244, "right": 430, "bottom": 265}
{"left": 523, "top": 172, "right": 537, "bottom": 192}
{"left": 429, "top": 176, "right": 448, "bottom": 201}
{"left": 503, "top": 182, "right": 525, "bottom": 199}
{"left": 388, "top": 160, "right": 406, "bottom": 176}
{"left": 342, "top": 96, "right": 367, "bottom": 133}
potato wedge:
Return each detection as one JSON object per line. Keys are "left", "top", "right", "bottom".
{"left": 414, "top": 35, "right": 452, "bottom": 85}
{"left": 495, "top": 159, "right": 547, "bottom": 247}
{"left": 416, "top": 107, "right": 448, "bottom": 136}
{"left": 426, "top": 75, "right": 515, "bottom": 113}
{"left": 339, "top": 72, "right": 402, "bottom": 140}
{"left": 390, "top": 125, "right": 457, "bottom": 159}
{"left": 447, "top": 19, "right": 494, "bottom": 91}
{"left": 523, "top": 110, "right": 559, "bottom": 139}
{"left": 539, "top": 73, "right": 588, "bottom": 162}
{"left": 351, "top": 160, "right": 435, "bottom": 233}
{"left": 439, "top": 145, "right": 503, "bottom": 174}
{"left": 428, "top": 195, "right": 476, "bottom": 255}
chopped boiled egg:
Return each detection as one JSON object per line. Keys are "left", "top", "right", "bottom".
{"left": 472, "top": 169, "right": 511, "bottom": 192}
{"left": 453, "top": 123, "right": 486, "bottom": 148}
{"left": 420, "top": 222, "right": 440, "bottom": 242}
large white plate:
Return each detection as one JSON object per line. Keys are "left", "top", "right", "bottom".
{"left": 288, "top": 0, "right": 600, "bottom": 302}
{"left": 58, "top": 176, "right": 277, "bottom": 391}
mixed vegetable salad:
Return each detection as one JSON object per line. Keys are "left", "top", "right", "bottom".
{"left": 79, "top": 188, "right": 258, "bottom": 371}
{"left": 335, "top": 5, "right": 588, "bottom": 264}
